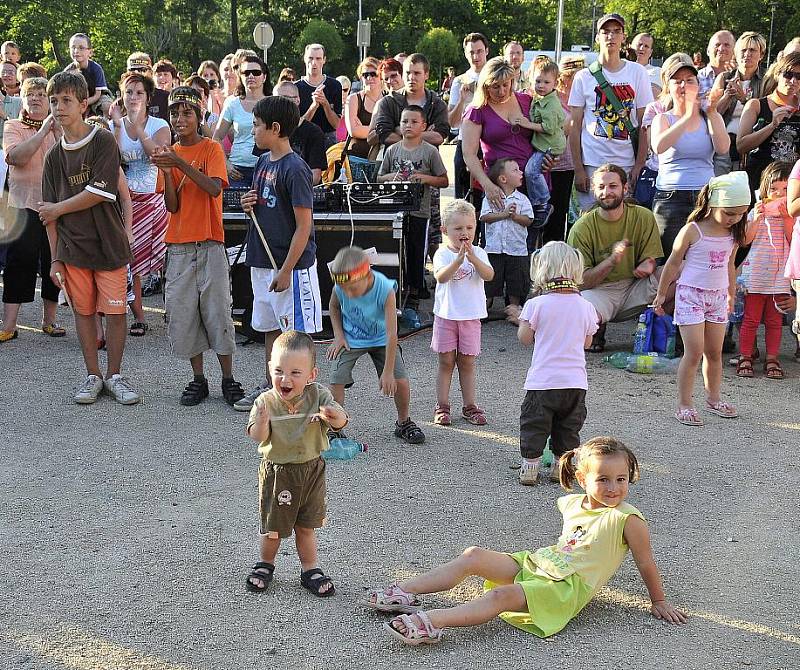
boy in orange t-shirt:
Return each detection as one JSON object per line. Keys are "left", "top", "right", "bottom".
{"left": 152, "top": 87, "right": 245, "bottom": 407}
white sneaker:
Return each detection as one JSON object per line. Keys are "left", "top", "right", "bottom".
{"left": 104, "top": 374, "right": 141, "bottom": 405}
{"left": 233, "top": 380, "right": 272, "bottom": 412}
{"left": 75, "top": 375, "right": 104, "bottom": 404}
{"left": 519, "top": 460, "right": 540, "bottom": 486}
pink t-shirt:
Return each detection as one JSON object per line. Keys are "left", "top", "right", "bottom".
{"left": 785, "top": 160, "right": 800, "bottom": 279}
{"left": 520, "top": 293, "right": 599, "bottom": 391}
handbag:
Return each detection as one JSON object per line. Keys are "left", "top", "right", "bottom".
{"left": 633, "top": 307, "right": 676, "bottom": 356}
{"left": 588, "top": 61, "right": 639, "bottom": 156}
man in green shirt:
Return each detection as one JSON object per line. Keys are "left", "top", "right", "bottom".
{"left": 567, "top": 164, "right": 665, "bottom": 351}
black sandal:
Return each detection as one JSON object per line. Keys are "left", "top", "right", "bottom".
{"left": 246, "top": 561, "right": 275, "bottom": 592}
{"left": 394, "top": 418, "right": 426, "bottom": 444}
{"left": 180, "top": 378, "right": 209, "bottom": 406}
{"left": 300, "top": 568, "right": 335, "bottom": 597}
{"left": 221, "top": 378, "right": 245, "bottom": 406}
{"left": 129, "top": 321, "right": 149, "bottom": 336}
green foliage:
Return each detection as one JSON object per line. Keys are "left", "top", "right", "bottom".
{"left": 416, "top": 28, "right": 461, "bottom": 85}
{"left": 294, "top": 19, "right": 345, "bottom": 64}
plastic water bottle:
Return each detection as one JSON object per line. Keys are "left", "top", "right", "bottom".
{"left": 400, "top": 307, "right": 421, "bottom": 329}
{"left": 603, "top": 352, "right": 633, "bottom": 369}
{"left": 665, "top": 331, "right": 677, "bottom": 358}
{"left": 730, "top": 276, "right": 745, "bottom": 324}
{"left": 324, "top": 436, "right": 367, "bottom": 460}
{"left": 632, "top": 312, "right": 648, "bottom": 354}
{"left": 625, "top": 353, "right": 680, "bottom": 374}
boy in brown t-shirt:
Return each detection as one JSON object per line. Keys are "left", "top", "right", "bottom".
{"left": 40, "top": 72, "right": 140, "bottom": 405}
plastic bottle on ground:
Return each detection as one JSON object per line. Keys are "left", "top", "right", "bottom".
{"left": 625, "top": 353, "right": 681, "bottom": 374}
{"left": 603, "top": 352, "right": 633, "bottom": 369}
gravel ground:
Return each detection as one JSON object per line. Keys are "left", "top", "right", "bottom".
{"left": 2, "top": 290, "right": 799, "bottom": 670}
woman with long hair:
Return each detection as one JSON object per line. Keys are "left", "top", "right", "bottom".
{"left": 344, "top": 57, "right": 383, "bottom": 159}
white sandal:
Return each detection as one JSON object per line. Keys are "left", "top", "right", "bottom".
{"left": 363, "top": 583, "right": 421, "bottom": 613}
{"left": 383, "top": 611, "right": 443, "bottom": 645}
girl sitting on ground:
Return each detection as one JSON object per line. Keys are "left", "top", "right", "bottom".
{"left": 653, "top": 172, "right": 750, "bottom": 426}
{"left": 365, "top": 436, "right": 687, "bottom": 645}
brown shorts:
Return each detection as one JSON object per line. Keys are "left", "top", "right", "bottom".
{"left": 62, "top": 264, "right": 127, "bottom": 316}
{"left": 259, "top": 457, "right": 326, "bottom": 538}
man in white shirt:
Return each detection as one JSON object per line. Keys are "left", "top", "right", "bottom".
{"left": 698, "top": 30, "right": 735, "bottom": 101}
{"left": 568, "top": 13, "right": 653, "bottom": 213}
{"left": 631, "top": 33, "right": 661, "bottom": 96}
{"left": 448, "top": 32, "right": 489, "bottom": 198}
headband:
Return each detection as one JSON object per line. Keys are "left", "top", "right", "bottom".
{"left": 330, "top": 260, "right": 371, "bottom": 285}
{"left": 168, "top": 89, "right": 202, "bottom": 110}
{"left": 128, "top": 57, "right": 151, "bottom": 68}
{"left": 708, "top": 171, "right": 751, "bottom": 208}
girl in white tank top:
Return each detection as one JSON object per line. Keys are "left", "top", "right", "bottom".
{"left": 652, "top": 172, "right": 750, "bottom": 426}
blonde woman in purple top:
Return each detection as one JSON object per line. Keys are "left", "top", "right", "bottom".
{"left": 461, "top": 57, "right": 533, "bottom": 210}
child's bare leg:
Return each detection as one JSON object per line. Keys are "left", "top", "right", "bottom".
{"left": 249, "top": 532, "right": 281, "bottom": 589}
{"left": 394, "top": 378, "right": 410, "bottom": 422}
{"left": 677, "top": 323, "right": 704, "bottom": 408}
{"left": 104, "top": 313, "right": 127, "bottom": 377}
{"left": 216, "top": 353, "right": 233, "bottom": 378}
{"left": 130, "top": 274, "right": 145, "bottom": 323}
{"left": 423, "top": 584, "right": 527, "bottom": 629}
{"left": 456, "top": 353, "right": 477, "bottom": 407}
{"left": 74, "top": 313, "right": 103, "bottom": 377}
{"left": 397, "top": 547, "right": 520, "bottom": 595}
{"left": 263, "top": 329, "right": 280, "bottom": 379}
{"left": 436, "top": 351, "right": 457, "bottom": 406}
{"left": 701, "top": 321, "right": 727, "bottom": 404}
{"left": 190, "top": 353, "right": 204, "bottom": 376}
{"left": 295, "top": 526, "right": 321, "bottom": 572}
{"left": 330, "top": 383, "right": 346, "bottom": 405}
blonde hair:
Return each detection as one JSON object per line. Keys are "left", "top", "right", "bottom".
{"left": 558, "top": 436, "right": 640, "bottom": 491}
{"left": 20, "top": 76, "right": 47, "bottom": 97}
{"left": 530, "top": 241, "right": 584, "bottom": 290}
{"left": 330, "top": 245, "right": 369, "bottom": 274}
{"left": 356, "top": 57, "right": 380, "bottom": 78}
{"left": 273, "top": 330, "right": 317, "bottom": 366}
{"left": 735, "top": 31, "right": 766, "bottom": 58}
{"left": 473, "top": 57, "right": 515, "bottom": 108}
{"left": 442, "top": 199, "right": 476, "bottom": 228}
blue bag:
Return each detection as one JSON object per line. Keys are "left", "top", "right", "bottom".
{"left": 637, "top": 307, "right": 676, "bottom": 356}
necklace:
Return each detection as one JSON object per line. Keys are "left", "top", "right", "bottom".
{"left": 20, "top": 112, "right": 44, "bottom": 130}
{"left": 543, "top": 277, "right": 579, "bottom": 293}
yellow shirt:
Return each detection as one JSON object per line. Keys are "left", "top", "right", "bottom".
{"left": 247, "top": 383, "right": 343, "bottom": 464}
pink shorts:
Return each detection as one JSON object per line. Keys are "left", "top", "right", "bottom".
{"left": 674, "top": 284, "right": 729, "bottom": 326}
{"left": 430, "top": 316, "right": 481, "bottom": 356}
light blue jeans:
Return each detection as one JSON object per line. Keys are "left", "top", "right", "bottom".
{"left": 524, "top": 150, "right": 551, "bottom": 206}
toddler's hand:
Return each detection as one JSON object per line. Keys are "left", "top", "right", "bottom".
{"left": 327, "top": 336, "right": 350, "bottom": 360}
{"left": 504, "top": 304, "right": 522, "bottom": 325}
{"left": 317, "top": 405, "right": 342, "bottom": 425}
{"left": 651, "top": 600, "right": 688, "bottom": 625}
{"left": 253, "top": 396, "right": 270, "bottom": 424}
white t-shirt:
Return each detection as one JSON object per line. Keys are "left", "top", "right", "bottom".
{"left": 111, "top": 116, "right": 170, "bottom": 193}
{"left": 520, "top": 293, "right": 599, "bottom": 390}
{"left": 645, "top": 64, "right": 662, "bottom": 89}
{"left": 568, "top": 60, "right": 654, "bottom": 169}
{"left": 448, "top": 70, "right": 480, "bottom": 139}
{"left": 433, "top": 245, "right": 490, "bottom": 320}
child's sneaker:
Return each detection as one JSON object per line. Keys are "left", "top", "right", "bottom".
{"left": 75, "top": 374, "right": 104, "bottom": 404}
{"left": 394, "top": 418, "right": 426, "bottom": 444}
{"left": 104, "top": 374, "right": 141, "bottom": 405}
{"left": 234, "top": 380, "right": 272, "bottom": 412}
{"left": 180, "top": 378, "right": 209, "bottom": 406}
{"left": 519, "top": 459, "right": 540, "bottom": 486}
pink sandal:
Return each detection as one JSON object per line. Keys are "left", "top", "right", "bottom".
{"left": 675, "top": 407, "right": 703, "bottom": 426}
{"left": 705, "top": 400, "right": 738, "bottom": 418}
{"left": 462, "top": 404, "right": 487, "bottom": 426}
{"left": 433, "top": 403, "right": 451, "bottom": 426}
{"left": 364, "top": 583, "right": 421, "bottom": 613}
{"left": 383, "top": 611, "right": 443, "bottom": 645}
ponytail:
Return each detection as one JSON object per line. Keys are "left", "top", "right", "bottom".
{"left": 558, "top": 449, "right": 579, "bottom": 491}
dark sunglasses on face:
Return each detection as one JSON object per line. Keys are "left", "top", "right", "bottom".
{"left": 129, "top": 67, "right": 149, "bottom": 73}
{"left": 362, "top": 71, "right": 378, "bottom": 79}
{"left": 242, "top": 69, "right": 263, "bottom": 77}
{"left": 782, "top": 71, "right": 800, "bottom": 81}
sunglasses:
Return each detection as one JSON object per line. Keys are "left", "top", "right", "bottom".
{"left": 362, "top": 71, "right": 378, "bottom": 79}
{"left": 129, "top": 67, "right": 150, "bottom": 73}
{"left": 242, "top": 69, "right": 263, "bottom": 77}
{"left": 782, "top": 71, "right": 800, "bottom": 81}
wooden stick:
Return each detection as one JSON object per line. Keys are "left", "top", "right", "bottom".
{"left": 248, "top": 210, "right": 278, "bottom": 270}
{"left": 54, "top": 271, "right": 73, "bottom": 312}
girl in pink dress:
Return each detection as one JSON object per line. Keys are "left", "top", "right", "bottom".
{"left": 653, "top": 172, "right": 750, "bottom": 426}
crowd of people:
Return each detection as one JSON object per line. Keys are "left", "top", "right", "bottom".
{"left": 1, "top": 16, "right": 799, "bottom": 646}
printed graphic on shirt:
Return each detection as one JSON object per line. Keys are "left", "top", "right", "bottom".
{"left": 559, "top": 526, "right": 587, "bottom": 554}
{"left": 769, "top": 124, "right": 800, "bottom": 163}
{"left": 388, "top": 158, "right": 421, "bottom": 180}
{"left": 68, "top": 163, "right": 92, "bottom": 187}
{"left": 709, "top": 249, "right": 727, "bottom": 270}
{"left": 593, "top": 83, "right": 635, "bottom": 140}
{"left": 451, "top": 261, "right": 475, "bottom": 282}
{"left": 344, "top": 304, "right": 382, "bottom": 341}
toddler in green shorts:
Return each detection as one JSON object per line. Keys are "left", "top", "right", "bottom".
{"left": 245, "top": 330, "right": 347, "bottom": 597}
{"left": 326, "top": 246, "right": 425, "bottom": 445}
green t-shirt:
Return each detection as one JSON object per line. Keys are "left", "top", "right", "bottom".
{"left": 248, "top": 382, "right": 343, "bottom": 464}
{"left": 567, "top": 204, "right": 663, "bottom": 284}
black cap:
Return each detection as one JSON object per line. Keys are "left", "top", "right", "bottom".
{"left": 597, "top": 13, "right": 625, "bottom": 32}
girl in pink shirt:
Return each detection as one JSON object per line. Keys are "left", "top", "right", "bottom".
{"left": 784, "top": 158, "right": 800, "bottom": 361}
{"left": 653, "top": 172, "right": 750, "bottom": 426}
{"left": 507, "top": 241, "right": 599, "bottom": 485}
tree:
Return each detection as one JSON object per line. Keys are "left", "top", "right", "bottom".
{"left": 416, "top": 27, "right": 461, "bottom": 87}
{"left": 294, "top": 19, "right": 345, "bottom": 64}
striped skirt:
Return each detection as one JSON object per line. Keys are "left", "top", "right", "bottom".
{"left": 131, "top": 191, "right": 169, "bottom": 276}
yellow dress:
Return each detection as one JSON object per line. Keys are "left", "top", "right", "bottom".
{"left": 485, "top": 494, "right": 644, "bottom": 637}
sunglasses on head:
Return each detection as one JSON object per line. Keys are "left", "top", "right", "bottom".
{"left": 242, "top": 69, "right": 263, "bottom": 77}
{"left": 129, "top": 67, "right": 150, "bottom": 73}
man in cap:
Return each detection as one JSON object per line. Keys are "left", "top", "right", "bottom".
{"left": 568, "top": 13, "right": 653, "bottom": 212}
{"left": 126, "top": 52, "right": 170, "bottom": 122}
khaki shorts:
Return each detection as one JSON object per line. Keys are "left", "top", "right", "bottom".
{"left": 259, "top": 458, "right": 326, "bottom": 538}
{"left": 164, "top": 241, "right": 237, "bottom": 359}
{"left": 62, "top": 263, "right": 127, "bottom": 316}
{"left": 581, "top": 273, "right": 660, "bottom": 324}
{"left": 329, "top": 346, "right": 407, "bottom": 386}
